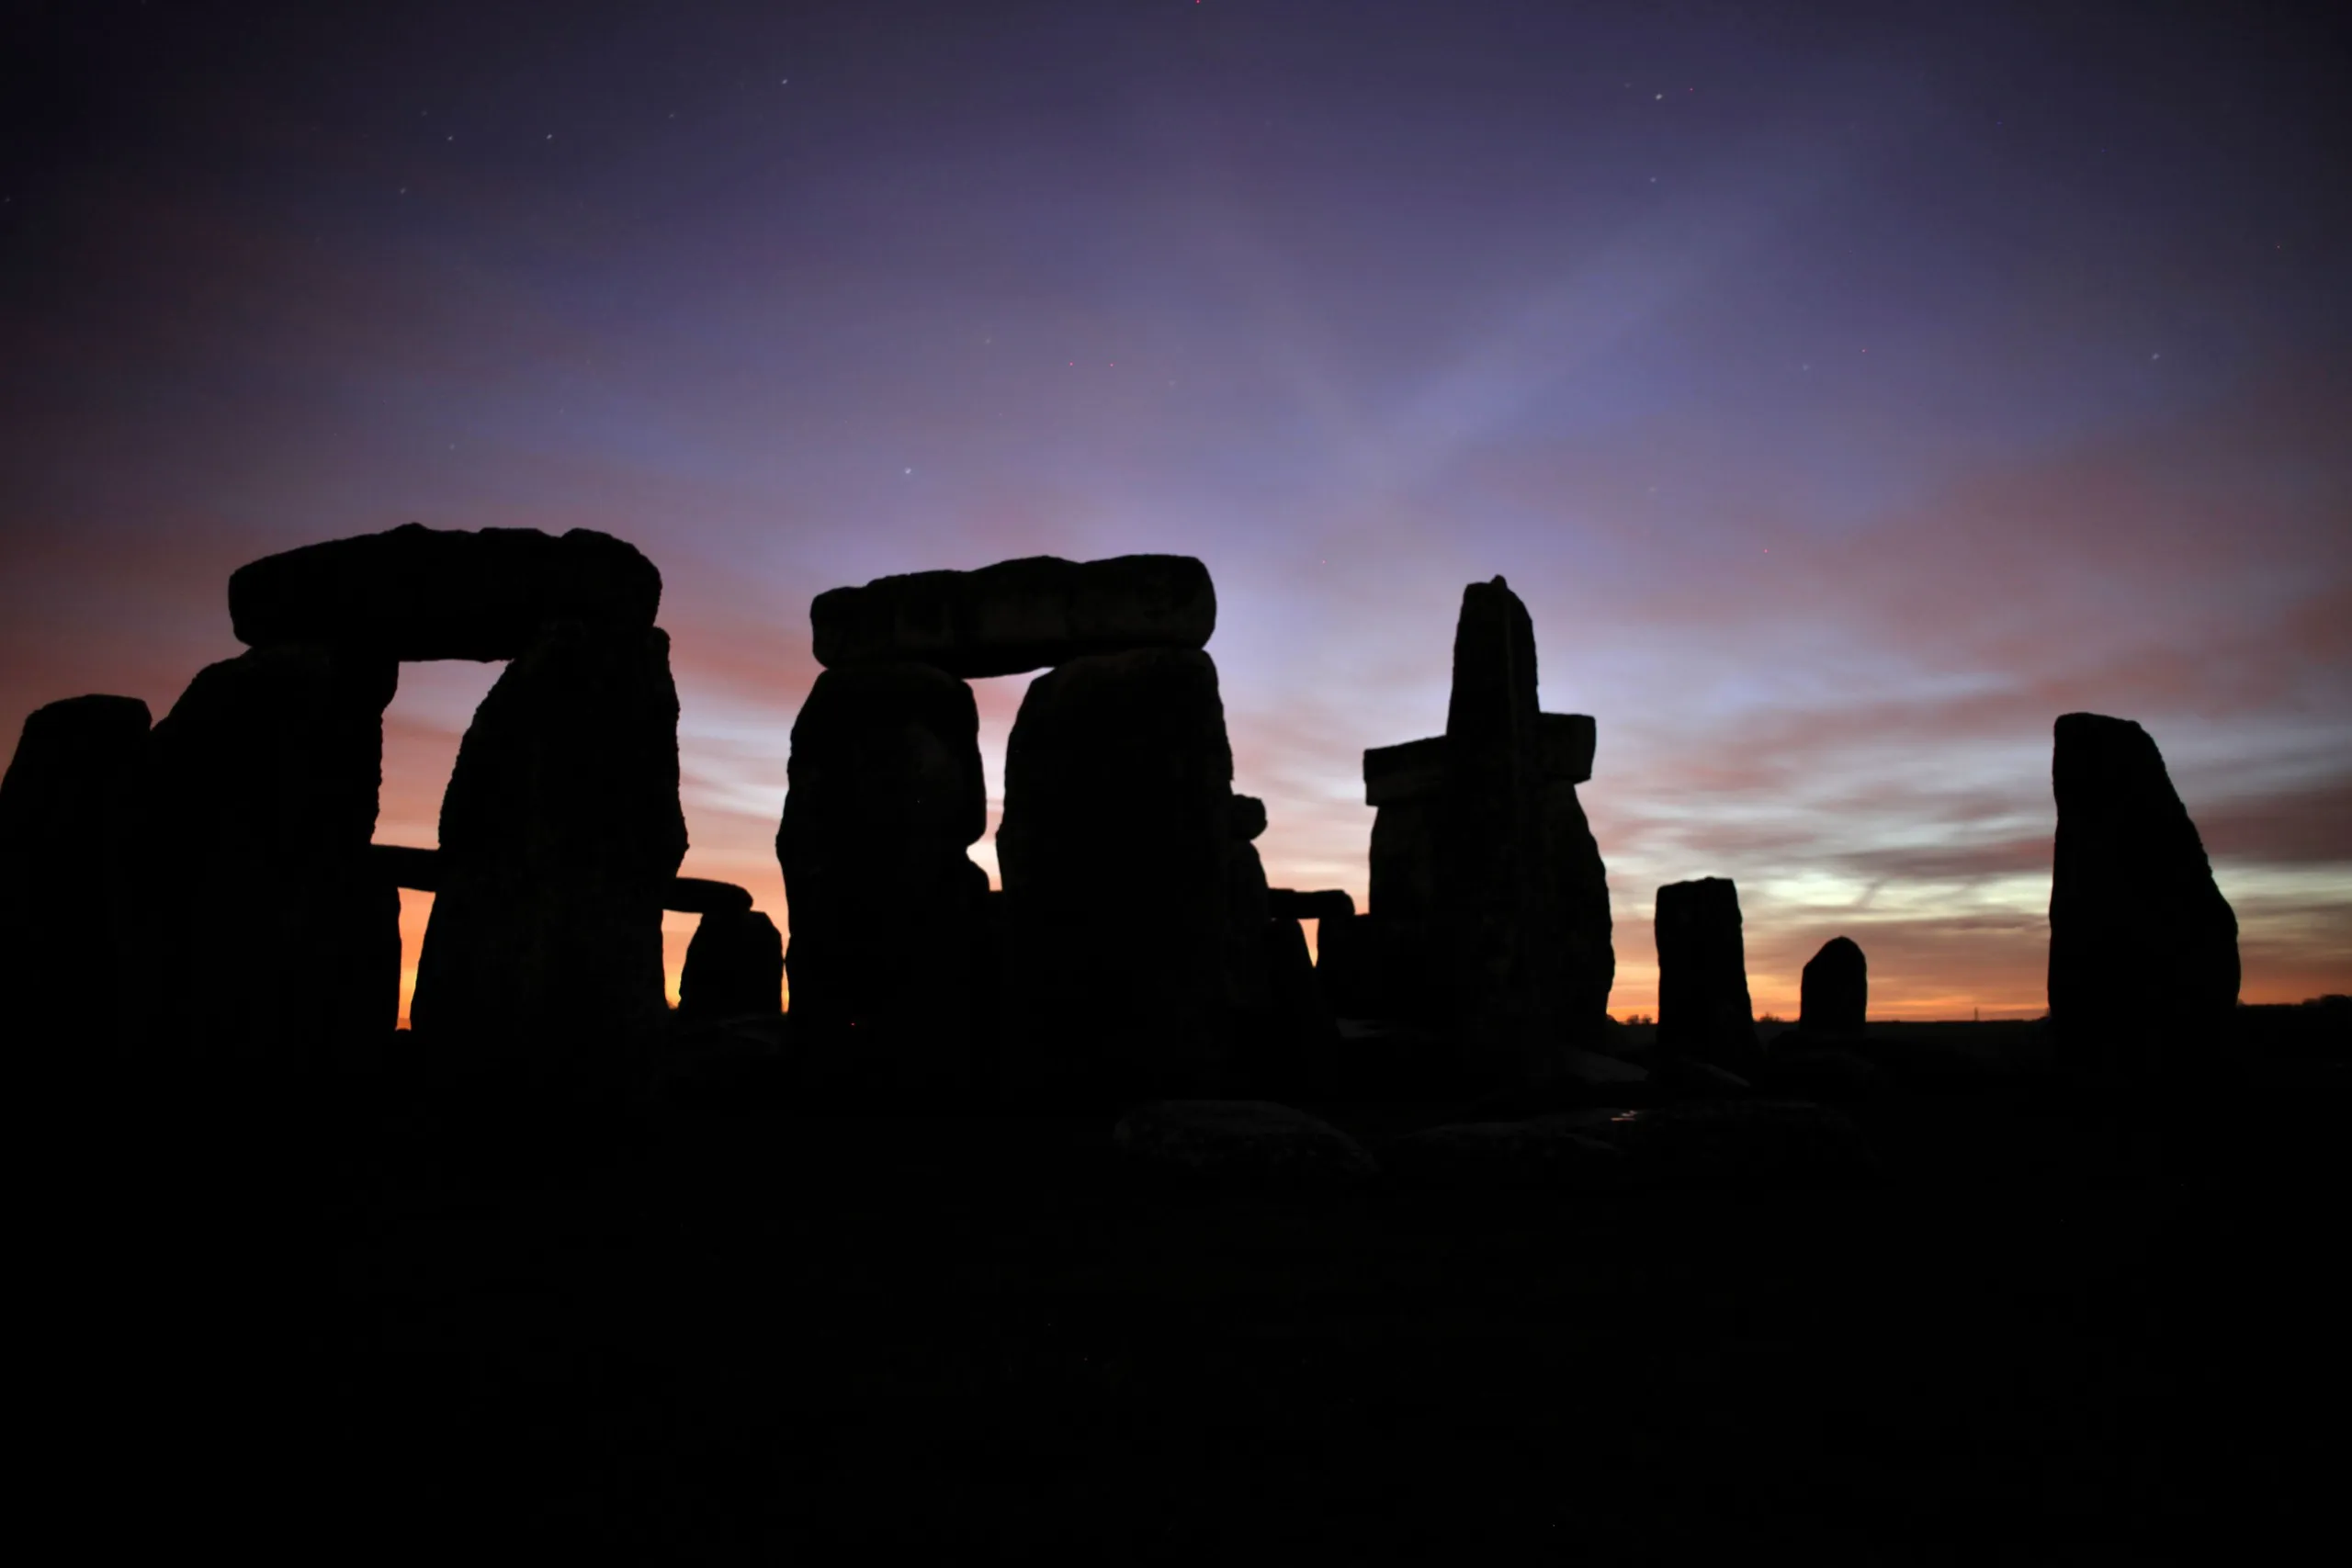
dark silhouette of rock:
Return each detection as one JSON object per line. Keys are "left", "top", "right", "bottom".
{"left": 1640, "top": 1053, "right": 1755, "bottom": 1100}
{"left": 1357, "top": 580, "right": 1614, "bottom": 1081}
{"left": 1267, "top": 888, "right": 1355, "bottom": 923}
{"left": 998, "top": 647, "right": 1235, "bottom": 1100}
{"left": 134, "top": 644, "right": 401, "bottom": 1066}
{"left": 229, "top": 523, "right": 661, "bottom": 661}
{"left": 366, "top": 842, "right": 752, "bottom": 917}
{"left": 2048, "top": 712, "right": 2240, "bottom": 1085}
{"left": 412, "top": 625, "right": 686, "bottom": 1056}
{"left": 365, "top": 842, "right": 442, "bottom": 891}
{"left": 1229, "top": 793, "right": 1268, "bottom": 842}
{"left": 1, "top": 695, "right": 152, "bottom": 1046}
{"left": 679, "top": 909, "right": 784, "bottom": 1021}
{"left": 665, "top": 876, "right": 755, "bottom": 915}
{"left": 811, "top": 554, "right": 1215, "bottom": 679}
{"left": 1799, "top": 936, "right": 1868, "bottom": 1040}
{"left": 1654, "top": 877, "right": 1758, "bottom": 1070}
{"left": 776, "top": 660, "right": 989, "bottom": 1094}
{"left": 1112, "top": 1100, "right": 1376, "bottom": 1195}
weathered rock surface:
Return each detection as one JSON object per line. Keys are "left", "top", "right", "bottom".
{"left": 134, "top": 644, "right": 401, "bottom": 1065}
{"left": 1, "top": 695, "right": 153, "bottom": 1044}
{"left": 776, "top": 661, "right": 989, "bottom": 1092}
{"left": 2049, "top": 712, "right": 2240, "bottom": 1084}
{"left": 229, "top": 523, "right": 661, "bottom": 661}
{"left": 998, "top": 648, "right": 1235, "bottom": 1100}
{"left": 811, "top": 554, "right": 1215, "bottom": 679}
{"left": 1655, "top": 877, "right": 1758, "bottom": 1070}
{"left": 678, "top": 908, "right": 784, "bottom": 1021}
{"left": 1113, "top": 1100, "right": 1376, "bottom": 1193}
{"left": 413, "top": 625, "right": 686, "bottom": 1054}
{"left": 1799, "top": 936, "right": 1868, "bottom": 1039}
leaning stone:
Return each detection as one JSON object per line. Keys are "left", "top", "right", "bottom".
{"left": 678, "top": 908, "right": 784, "bottom": 1021}
{"left": 2049, "top": 712, "right": 2239, "bottom": 1085}
{"left": 811, "top": 554, "right": 1215, "bottom": 679}
{"left": 229, "top": 522, "right": 661, "bottom": 661}
{"left": 413, "top": 624, "right": 686, "bottom": 1054}
{"left": 998, "top": 648, "right": 1236, "bottom": 1100}
{"left": 1799, "top": 936, "right": 1868, "bottom": 1039}
{"left": 1113, "top": 1100, "right": 1376, "bottom": 1193}
{"left": 1655, "top": 877, "right": 1759, "bottom": 1069}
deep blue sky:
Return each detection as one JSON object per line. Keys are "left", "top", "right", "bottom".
{"left": 5, "top": 0, "right": 2346, "bottom": 1017}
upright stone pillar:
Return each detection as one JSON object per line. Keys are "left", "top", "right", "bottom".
{"left": 1799, "top": 936, "right": 1867, "bottom": 1041}
{"left": 1, "top": 695, "right": 153, "bottom": 1051}
{"left": 998, "top": 647, "right": 1235, "bottom": 1101}
{"left": 136, "top": 644, "right": 400, "bottom": 1072}
{"left": 776, "top": 661, "right": 988, "bottom": 1091}
{"left": 412, "top": 624, "right": 686, "bottom": 1060}
{"left": 1536, "top": 714, "right": 1613, "bottom": 1051}
{"left": 2049, "top": 712, "right": 2238, "bottom": 1086}
{"left": 1655, "top": 876, "right": 1758, "bottom": 1070}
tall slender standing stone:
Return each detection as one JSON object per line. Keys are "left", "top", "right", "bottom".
{"left": 776, "top": 661, "right": 989, "bottom": 1091}
{"left": 413, "top": 624, "right": 686, "bottom": 1060}
{"left": 998, "top": 647, "right": 1235, "bottom": 1101}
{"left": 1439, "top": 578, "right": 1547, "bottom": 1080}
{"left": 2049, "top": 712, "right": 2238, "bottom": 1085}
{"left": 135, "top": 644, "right": 401, "bottom": 1070}
{"left": 1655, "top": 877, "right": 1758, "bottom": 1069}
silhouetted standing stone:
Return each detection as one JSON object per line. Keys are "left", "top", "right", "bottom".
{"left": 812, "top": 554, "right": 1216, "bottom": 679}
{"left": 998, "top": 647, "right": 1235, "bottom": 1100}
{"left": 1655, "top": 877, "right": 1758, "bottom": 1070}
{"left": 776, "top": 661, "right": 989, "bottom": 1092}
{"left": 135, "top": 645, "right": 401, "bottom": 1069}
{"left": 679, "top": 909, "right": 785, "bottom": 1021}
{"left": 412, "top": 625, "right": 686, "bottom": 1060}
{"left": 1, "top": 695, "right": 153, "bottom": 1047}
{"left": 1799, "top": 936, "right": 1868, "bottom": 1040}
{"left": 2049, "top": 712, "right": 2239, "bottom": 1086}
{"left": 229, "top": 523, "right": 661, "bottom": 661}
{"left": 1355, "top": 580, "right": 1615, "bottom": 1085}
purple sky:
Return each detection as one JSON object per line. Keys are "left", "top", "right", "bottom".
{"left": 5, "top": 0, "right": 2346, "bottom": 1020}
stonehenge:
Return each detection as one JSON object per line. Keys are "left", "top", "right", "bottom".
{"left": 2048, "top": 712, "right": 2240, "bottom": 1084}
{"left": 0, "top": 522, "right": 2256, "bottom": 1122}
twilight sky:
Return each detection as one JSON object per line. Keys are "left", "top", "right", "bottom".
{"left": 4, "top": 0, "right": 2346, "bottom": 1022}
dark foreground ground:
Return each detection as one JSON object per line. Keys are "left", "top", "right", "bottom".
{"left": 62, "top": 1013, "right": 2346, "bottom": 1561}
